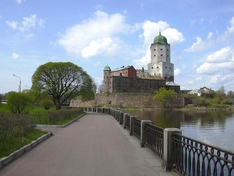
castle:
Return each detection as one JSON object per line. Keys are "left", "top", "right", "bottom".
{"left": 103, "top": 32, "right": 180, "bottom": 93}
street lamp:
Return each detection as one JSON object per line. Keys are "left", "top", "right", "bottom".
{"left": 13, "top": 74, "right": 21, "bottom": 92}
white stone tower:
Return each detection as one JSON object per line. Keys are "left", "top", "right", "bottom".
{"left": 103, "top": 65, "right": 111, "bottom": 93}
{"left": 148, "top": 32, "right": 174, "bottom": 82}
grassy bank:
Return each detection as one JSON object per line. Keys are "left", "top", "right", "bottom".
{"left": 0, "top": 104, "right": 84, "bottom": 158}
{"left": 0, "top": 129, "right": 47, "bottom": 158}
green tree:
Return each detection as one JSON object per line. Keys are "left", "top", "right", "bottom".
{"left": 215, "top": 86, "right": 226, "bottom": 103}
{"left": 32, "top": 62, "right": 96, "bottom": 110}
{"left": 227, "top": 90, "right": 234, "bottom": 98}
{"left": 7, "top": 92, "right": 33, "bottom": 114}
{"left": 40, "top": 99, "right": 54, "bottom": 110}
{"left": 154, "top": 87, "right": 175, "bottom": 108}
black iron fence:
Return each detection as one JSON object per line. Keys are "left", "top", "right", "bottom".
{"left": 132, "top": 117, "right": 141, "bottom": 139}
{"left": 124, "top": 114, "right": 130, "bottom": 130}
{"left": 84, "top": 107, "right": 234, "bottom": 175}
{"left": 145, "top": 123, "right": 164, "bottom": 159}
{"left": 173, "top": 134, "right": 234, "bottom": 176}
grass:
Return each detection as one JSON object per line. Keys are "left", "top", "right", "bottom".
{"left": 0, "top": 104, "right": 85, "bottom": 159}
{"left": 0, "top": 129, "right": 47, "bottom": 158}
{"left": 53, "top": 112, "right": 85, "bottom": 125}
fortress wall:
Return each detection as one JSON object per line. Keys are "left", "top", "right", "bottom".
{"left": 70, "top": 93, "right": 185, "bottom": 108}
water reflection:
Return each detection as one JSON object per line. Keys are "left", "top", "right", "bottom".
{"left": 124, "top": 109, "right": 234, "bottom": 152}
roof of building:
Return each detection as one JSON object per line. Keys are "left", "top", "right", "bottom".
{"left": 104, "top": 65, "right": 111, "bottom": 71}
{"left": 166, "top": 81, "right": 180, "bottom": 86}
{"left": 153, "top": 32, "right": 168, "bottom": 45}
{"left": 112, "top": 65, "right": 134, "bottom": 72}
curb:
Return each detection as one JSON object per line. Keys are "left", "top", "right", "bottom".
{"left": 0, "top": 132, "right": 52, "bottom": 170}
{"left": 61, "top": 113, "right": 86, "bottom": 128}
{"left": 35, "top": 113, "right": 86, "bottom": 128}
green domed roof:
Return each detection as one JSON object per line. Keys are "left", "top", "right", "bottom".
{"left": 153, "top": 32, "right": 168, "bottom": 45}
{"left": 104, "top": 65, "right": 111, "bottom": 71}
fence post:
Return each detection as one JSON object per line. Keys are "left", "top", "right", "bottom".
{"left": 129, "top": 116, "right": 134, "bottom": 136}
{"left": 140, "top": 120, "right": 152, "bottom": 147}
{"left": 162, "top": 128, "right": 182, "bottom": 171}
{"left": 119, "top": 112, "right": 123, "bottom": 125}
{"left": 123, "top": 113, "right": 129, "bottom": 128}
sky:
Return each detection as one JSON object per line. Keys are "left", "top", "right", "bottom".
{"left": 1, "top": 0, "right": 234, "bottom": 94}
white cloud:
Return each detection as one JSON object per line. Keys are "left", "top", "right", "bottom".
{"left": 140, "top": 20, "right": 185, "bottom": 46}
{"left": 205, "top": 46, "right": 232, "bottom": 63}
{"left": 81, "top": 37, "right": 119, "bottom": 58}
{"left": 196, "top": 46, "right": 234, "bottom": 74}
{"left": 6, "top": 14, "right": 45, "bottom": 32}
{"left": 174, "top": 69, "right": 181, "bottom": 76}
{"left": 132, "top": 50, "right": 150, "bottom": 68}
{"left": 58, "top": 10, "right": 128, "bottom": 58}
{"left": 11, "top": 52, "right": 20, "bottom": 60}
{"left": 207, "top": 32, "right": 213, "bottom": 39}
{"left": 95, "top": 61, "right": 101, "bottom": 67}
{"left": 6, "top": 21, "right": 18, "bottom": 29}
{"left": 196, "top": 61, "right": 234, "bottom": 74}
{"left": 19, "top": 14, "right": 37, "bottom": 32}
{"left": 185, "top": 37, "right": 208, "bottom": 52}
{"left": 163, "top": 28, "right": 185, "bottom": 45}
{"left": 16, "top": 0, "right": 26, "bottom": 4}
{"left": 186, "top": 16, "right": 234, "bottom": 53}
{"left": 196, "top": 77, "right": 202, "bottom": 81}
{"left": 226, "top": 17, "right": 234, "bottom": 34}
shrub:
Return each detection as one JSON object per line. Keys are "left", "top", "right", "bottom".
{"left": 7, "top": 92, "right": 33, "bottom": 114}
{"left": 193, "top": 97, "right": 209, "bottom": 106}
{"left": 221, "top": 98, "right": 233, "bottom": 105}
{"left": 40, "top": 99, "right": 54, "bottom": 110}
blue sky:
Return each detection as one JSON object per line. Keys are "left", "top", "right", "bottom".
{"left": 1, "top": 0, "right": 234, "bottom": 93}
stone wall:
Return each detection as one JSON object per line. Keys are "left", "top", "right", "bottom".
{"left": 70, "top": 93, "right": 185, "bottom": 108}
{"left": 110, "top": 76, "right": 165, "bottom": 93}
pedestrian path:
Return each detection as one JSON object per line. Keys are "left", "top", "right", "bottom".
{"left": 0, "top": 113, "right": 177, "bottom": 176}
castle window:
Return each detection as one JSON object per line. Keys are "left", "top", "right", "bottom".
{"left": 160, "top": 48, "right": 163, "bottom": 51}
{"left": 154, "top": 55, "right": 156, "bottom": 57}
{"left": 152, "top": 67, "right": 153, "bottom": 69}
{"left": 165, "top": 66, "right": 167, "bottom": 69}
{"left": 154, "top": 49, "right": 156, "bottom": 51}
{"left": 170, "top": 67, "right": 171, "bottom": 69}
{"left": 157, "top": 66, "right": 159, "bottom": 68}
{"left": 161, "top": 54, "right": 163, "bottom": 56}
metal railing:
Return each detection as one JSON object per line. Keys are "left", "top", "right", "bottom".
{"left": 125, "top": 114, "right": 130, "bottom": 130}
{"left": 173, "top": 133, "right": 234, "bottom": 176}
{"left": 145, "top": 123, "right": 164, "bottom": 159}
{"left": 132, "top": 117, "right": 141, "bottom": 139}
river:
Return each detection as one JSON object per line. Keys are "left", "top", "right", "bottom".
{"left": 124, "top": 109, "right": 234, "bottom": 152}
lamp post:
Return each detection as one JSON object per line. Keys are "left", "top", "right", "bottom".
{"left": 13, "top": 74, "right": 21, "bottom": 92}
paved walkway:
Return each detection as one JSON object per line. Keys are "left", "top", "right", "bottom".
{"left": 0, "top": 113, "right": 177, "bottom": 176}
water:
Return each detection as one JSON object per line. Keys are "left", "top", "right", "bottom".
{"left": 124, "top": 109, "right": 234, "bottom": 152}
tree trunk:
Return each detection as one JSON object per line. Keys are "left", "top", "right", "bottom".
{"left": 54, "top": 98, "right": 61, "bottom": 110}
{"left": 56, "top": 104, "right": 61, "bottom": 110}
